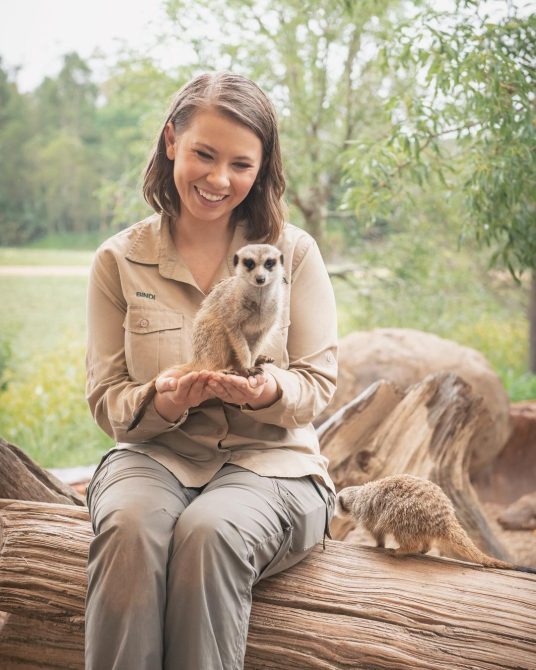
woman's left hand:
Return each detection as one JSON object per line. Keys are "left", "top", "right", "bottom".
{"left": 208, "top": 370, "right": 281, "bottom": 409}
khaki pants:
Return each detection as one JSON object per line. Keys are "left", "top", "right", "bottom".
{"left": 85, "top": 449, "right": 334, "bottom": 670}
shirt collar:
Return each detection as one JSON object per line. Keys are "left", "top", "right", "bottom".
{"left": 125, "top": 213, "right": 251, "bottom": 292}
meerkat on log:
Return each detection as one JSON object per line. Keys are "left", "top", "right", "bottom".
{"left": 336, "top": 474, "right": 536, "bottom": 573}
{"left": 127, "top": 243, "right": 285, "bottom": 431}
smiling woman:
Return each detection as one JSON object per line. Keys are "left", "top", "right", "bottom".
{"left": 84, "top": 71, "right": 338, "bottom": 670}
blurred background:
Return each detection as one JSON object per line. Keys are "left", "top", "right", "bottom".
{"left": 0, "top": 0, "right": 534, "bottom": 468}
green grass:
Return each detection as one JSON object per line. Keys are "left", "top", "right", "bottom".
{"left": 0, "top": 257, "right": 113, "bottom": 467}
{"left": 0, "top": 276, "right": 88, "bottom": 366}
{"left": 0, "top": 248, "right": 94, "bottom": 266}
{"left": 26, "top": 229, "right": 113, "bottom": 251}
{"left": 0, "top": 237, "right": 534, "bottom": 470}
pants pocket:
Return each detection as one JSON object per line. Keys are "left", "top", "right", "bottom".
{"left": 274, "top": 477, "right": 328, "bottom": 553}
{"left": 86, "top": 449, "right": 122, "bottom": 530}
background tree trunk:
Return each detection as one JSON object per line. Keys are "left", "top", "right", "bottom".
{"left": 529, "top": 270, "right": 536, "bottom": 374}
{"left": 319, "top": 372, "right": 510, "bottom": 560}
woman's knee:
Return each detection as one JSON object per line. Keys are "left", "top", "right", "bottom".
{"left": 93, "top": 498, "right": 179, "bottom": 550}
{"left": 172, "top": 503, "right": 246, "bottom": 561}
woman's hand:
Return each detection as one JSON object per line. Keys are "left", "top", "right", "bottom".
{"left": 153, "top": 369, "right": 215, "bottom": 422}
{"left": 207, "top": 371, "right": 281, "bottom": 409}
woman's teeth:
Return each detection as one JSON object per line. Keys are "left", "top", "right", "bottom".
{"left": 196, "top": 187, "right": 227, "bottom": 202}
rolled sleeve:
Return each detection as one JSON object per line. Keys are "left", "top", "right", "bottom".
{"left": 85, "top": 247, "right": 188, "bottom": 443}
{"left": 241, "top": 239, "right": 338, "bottom": 428}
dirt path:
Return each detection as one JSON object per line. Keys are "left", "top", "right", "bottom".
{"left": 0, "top": 266, "right": 89, "bottom": 276}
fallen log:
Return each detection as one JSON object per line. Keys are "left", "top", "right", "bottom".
{"left": 1, "top": 500, "right": 536, "bottom": 670}
{"left": 0, "top": 438, "right": 84, "bottom": 506}
{"left": 319, "top": 372, "right": 511, "bottom": 561}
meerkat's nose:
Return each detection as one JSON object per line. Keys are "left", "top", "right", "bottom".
{"left": 256, "top": 276, "right": 265, "bottom": 285}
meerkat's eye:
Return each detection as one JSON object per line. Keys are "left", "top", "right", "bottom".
{"left": 243, "top": 258, "right": 255, "bottom": 270}
{"left": 264, "top": 259, "right": 276, "bottom": 270}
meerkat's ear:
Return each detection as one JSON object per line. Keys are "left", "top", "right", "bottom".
{"left": 279, "top": 254, "right": 284, "bottom": 265}
{"left": 233, "top": 254, "right": 239, "bottom": 267}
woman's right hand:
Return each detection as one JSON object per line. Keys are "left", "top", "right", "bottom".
{"left": 153, "top": 369, "right": 215, "bottom": 422}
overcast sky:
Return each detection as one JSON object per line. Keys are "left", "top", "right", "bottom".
{"left": 0, "top": 0, "right": 169, "bottom": 91}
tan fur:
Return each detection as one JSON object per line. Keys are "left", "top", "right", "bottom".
{"left": 336, "top": 475, "right": 516, "bottom": 569}
{"left": 127, "top": 244, "right": 285, "bottom": 431}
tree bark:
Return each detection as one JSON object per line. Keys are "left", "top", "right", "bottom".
{"left": 1, "top": 500, "right": 535, "bottom": 670}
{"left": 319, "top": 372, "right": 511, "bottom": 560}
{"left": 529, "top": 269, "right": 536, "bottom": 374}
{"left": 0, "top": 438, "right": 85, "bottom": 506}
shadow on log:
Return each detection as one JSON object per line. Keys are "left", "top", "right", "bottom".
{"left": 319, "top": 372, "right": 511, "bottom": 561}
{"left": 0, "top": 500, "right": 535, "bottom": 669}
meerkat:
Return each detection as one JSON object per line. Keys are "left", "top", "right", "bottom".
{"left": 127, "top": 243, "right": 285, "bottom": 431}
{"left": 336, "top": 474, "right": 536, "bottom": 573}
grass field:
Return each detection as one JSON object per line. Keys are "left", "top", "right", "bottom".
{"left": 0, "top": 239, "right": 534, "bottom": 469}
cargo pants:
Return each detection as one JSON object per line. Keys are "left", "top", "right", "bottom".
{"left": 85, "top": 449, "right": 335, "bottom": 670}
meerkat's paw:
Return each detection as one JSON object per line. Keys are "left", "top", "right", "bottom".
{"left": 254, "top": 355, "right": 274, "bottom": 366}
{"left": 222, "top": 368, "right": 248, "bottom": 378}
{"left": 244, "top": 365, "right": 264, "bottom": 377}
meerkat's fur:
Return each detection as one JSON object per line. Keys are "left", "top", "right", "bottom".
{"left": 336, "top": 474, "right": 536, "bottom": 573}
{"left": 127, "top": 244, "right": 285, "bottom": 431}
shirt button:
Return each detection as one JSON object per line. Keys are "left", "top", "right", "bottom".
{"left": 139, "top": 318, "right": 149, "bottom": 328}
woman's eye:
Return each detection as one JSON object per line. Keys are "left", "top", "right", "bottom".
{"left": 196, "top": 150, "right": 213, "bottom": 160}
{"left": 234, "top": 163, "right": 251, "bottom": 170}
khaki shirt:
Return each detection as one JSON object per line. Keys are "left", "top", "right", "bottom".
{"left": 86, "top": 214, "right": 338, "bottom": 491}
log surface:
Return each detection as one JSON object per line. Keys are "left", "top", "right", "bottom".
{"left": 0, "top": 439, "right": 84, "bottom": 506}
{"left": 1, "top": 500, "right": 536, "bottom": 670}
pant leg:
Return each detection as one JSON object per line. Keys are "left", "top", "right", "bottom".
{"left": 85, "top": 449, "right": 199, "bottom": 670}
{"left": 164, "top": 464, "right": 333, "bottom": 670}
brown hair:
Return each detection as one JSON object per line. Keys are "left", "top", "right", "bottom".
{"left": 143, "top": 72, "right": 286, "bottom": 243}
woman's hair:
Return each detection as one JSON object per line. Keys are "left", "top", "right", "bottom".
{"left": 143, "top": 72, "right": 286, "bottom": 243}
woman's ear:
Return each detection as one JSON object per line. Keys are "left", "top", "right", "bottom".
{"left": 164, "top": 122, "right": 176, "bottom": 160}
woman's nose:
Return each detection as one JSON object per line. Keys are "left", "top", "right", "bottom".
{"left": 206, "top": 165, "right": 230, "bottom": 190}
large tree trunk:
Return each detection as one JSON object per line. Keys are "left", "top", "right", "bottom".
{"left": 529, "top": 270, "right": 536, "bottom": 374}
{"left": 319, "top": 372, "right": 511, "bottom": 560}
{"left": 1, "top": 499, "right": 535, "bottom": 670}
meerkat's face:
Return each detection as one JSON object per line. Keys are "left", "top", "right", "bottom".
{"left": 233, "top": 244, "right": 284, "bottom": 287}
{"left": 335, "top": 487, "right": 362, "bottom": 518}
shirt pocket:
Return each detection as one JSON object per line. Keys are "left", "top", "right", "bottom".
{"left": 123, "top": 305, "right": 184, "bottom": 382}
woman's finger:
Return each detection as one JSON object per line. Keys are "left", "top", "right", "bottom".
{"left": 155, "top": 376, "right": 178, "bottom": 393}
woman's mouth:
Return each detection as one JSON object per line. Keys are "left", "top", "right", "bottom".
{"left": 194, "top": 186, "right": 229, "bottom": 205}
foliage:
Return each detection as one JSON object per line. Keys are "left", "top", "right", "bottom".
{"left": 164, "top": 0, "right": 405, "bottom": 248}
{"left": 0, "top": 53, "right": 186, "bottom": 245}
{"left": 0, "top": 335, "right": 113, "bottom": 467}
{"left": 343, "top": 0, "right": 536, "bottom": 277}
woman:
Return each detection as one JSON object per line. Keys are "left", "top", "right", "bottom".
{"left": 85, "top": 71, "right": 338, "bottom": 670}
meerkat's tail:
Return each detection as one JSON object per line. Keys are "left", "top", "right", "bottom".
{"left": 440, "top": 522, "right": 516, "bottom": 570}
{"left": 127, "top": 380, "right": 158, "bottom": 432}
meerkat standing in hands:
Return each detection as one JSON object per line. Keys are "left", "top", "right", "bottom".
{"left": 336, "top": 474, "right": 535, "bottom": 572}
{"left": 128, "top": 243, "right": 285, "bottom": 431}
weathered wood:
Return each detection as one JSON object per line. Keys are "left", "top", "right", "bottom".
{"left": 0, "top": 438, "right": 85, "bottom": 506}
{"left": 319, "top": 373, "right": 511, "bottom": 560}
{"left": 0, "top": 612, "right": 83, "bottom": 670}
{"left": 1, "top": 500, "right": 536, "bottom": 669}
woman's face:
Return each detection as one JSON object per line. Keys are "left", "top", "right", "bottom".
{"left": 165, "top": 109, "right": 263, "bottom": 227}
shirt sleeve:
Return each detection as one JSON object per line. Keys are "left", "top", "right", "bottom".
{"left": 85, "top": 247, "right": 189, "bottom": 443}
{"left": 241, "top": 238, "right": 338, "bottom": 429}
